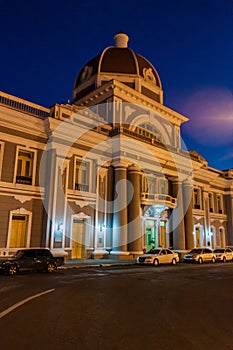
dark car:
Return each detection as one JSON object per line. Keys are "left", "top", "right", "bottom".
{"left": 0, "top": 248, "right": 64, "bottom": 275}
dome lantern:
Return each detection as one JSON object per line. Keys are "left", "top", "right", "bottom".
{"left": 114, "top": 32, "right": 129, "bottom": 48}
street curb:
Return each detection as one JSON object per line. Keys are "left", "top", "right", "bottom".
{"left": 58, "top": 262, "right": 136, "bottom": 270}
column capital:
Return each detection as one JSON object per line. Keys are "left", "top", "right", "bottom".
{"left": 112, "top": 160, "right": 129, "bottom": 169}
{"left": 127, "top": 163, "right": 142, "bottom": 174}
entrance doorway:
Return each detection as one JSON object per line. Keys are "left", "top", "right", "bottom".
{"left": 194, "top": 226, "right": 203, "bottom": 247}
{"left": 145, "top": 219, "right": 157, "bottom": 251}
{"left": 72, "top": 218, "right": 87, "bottom": 259}
{"left": 219, "top": 228, "right": 225, "bottom": 247}
{"left": 9, "top": 215, "right": 28, "bottom": 248}
{"left": 159, "top": 220, "right": 166, "bottom": 248}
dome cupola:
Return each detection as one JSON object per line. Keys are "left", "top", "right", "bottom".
{"left": 73, "top": 33, "right": 163, "bottom": 105}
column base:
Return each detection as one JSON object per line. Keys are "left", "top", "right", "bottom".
{"left": 91, "top": 250, "right": 109, "bottom": 260}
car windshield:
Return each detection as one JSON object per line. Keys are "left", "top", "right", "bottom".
{"left": 146, "top": 249, "right": 161, "bottom": 254}
{"left": 189, "top": 249, "right": 202, "bottom": 254}
{"left": 214, "top": 249, "right": 224, "bottom": 253}
{"left": 13, "top": 250, "right": 24, "bottom": 258}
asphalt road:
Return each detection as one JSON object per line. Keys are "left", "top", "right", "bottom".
{"left": 1, "top": 263, "right": 233, "bottom": 350}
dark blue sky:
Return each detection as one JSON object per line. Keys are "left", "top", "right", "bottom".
{"left": 1, "top": 0, "right": 232, "bottom": 170}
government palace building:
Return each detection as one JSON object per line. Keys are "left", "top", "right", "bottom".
{"left": 0, "top": 33, "right": 233, "bottom": 259}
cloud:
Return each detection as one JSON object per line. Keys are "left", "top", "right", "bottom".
{"left": 181, "top": 87, "right": 233, "bottom": 146}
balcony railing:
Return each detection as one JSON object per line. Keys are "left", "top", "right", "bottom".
{"left": 141, "top": 192, "right": 177, "bottom": 207}
{"left": 75, "top": 183, "right": 89, "bottom": 192}
{"left": 0, "top": 91, "right": 49, "bottom": 118}
{"left": 16, "top": 176, "right": 32, "bottom": 185}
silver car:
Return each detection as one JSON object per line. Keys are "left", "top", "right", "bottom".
{"left": 137, "top": 248, "right": 179, "bottom": 266}
{"left": 213, "top": 248, "right": 233, "bottom": 262}
{"left": 183, "top": 248, "right": 216, "bottom": 264}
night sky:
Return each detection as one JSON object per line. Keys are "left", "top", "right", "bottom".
{"left": 1, "top": 0, "right": 232, "bottom": 170}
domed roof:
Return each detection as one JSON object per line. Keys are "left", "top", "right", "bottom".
{"left": 74, "top": 33, "right": 162, "bottom": 89}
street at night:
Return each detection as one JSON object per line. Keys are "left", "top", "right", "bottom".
{"left": 1, "top": 263, "right": 233, "bottom": 350}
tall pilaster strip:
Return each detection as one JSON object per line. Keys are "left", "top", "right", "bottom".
{"left": 226, "top": 195, "right": 233, "bottom": 245}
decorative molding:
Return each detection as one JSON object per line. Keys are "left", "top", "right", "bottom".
{"left": 75, "top": 201, "right": 89, "bottom": 208}
{"left": 14, "top": 195, "right": 32, "bottom": 204}
{"left": 13, "top": 207, "right": 30, "bottom": 214}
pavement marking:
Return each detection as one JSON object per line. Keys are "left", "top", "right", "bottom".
{"left": 0, "top": 288, "right": 55, "bottom": 319}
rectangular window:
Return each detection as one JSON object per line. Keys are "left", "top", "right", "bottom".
{"left": 159, "top": 179, "right": 167, "bottom": 194}
{"left": 216, "top": 195, "right": 223, "bottom": 214}
{"left": 75, "top": 159, "right": 90, "bottom": 192}
{"left": 16, "top": 150, "right": 33, "bottom": 185}
{"left": 0, "top": 142, "right": 4, "bottom": 180}
{"left": 145, "top": 176, "right": 156, "bottom": 194}
{"left": 209, "top": 193, "right": 214, "bottom": 212}
{"left": 193, "top": 188, "right": 201, "bottom": 209}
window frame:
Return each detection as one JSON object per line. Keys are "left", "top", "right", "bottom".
{"left": 14, "top": 146, "right": 37, "bottom": 186}
{"left": 73, "top": 156, "right": 92, "bottom": 192}
{"left": 0, "top": 141, "right": 5, "bottom": 180}
{"left": 7, "top": 208, "right": 32, "bottom": 250}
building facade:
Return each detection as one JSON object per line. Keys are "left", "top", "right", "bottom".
{"left": 0, "top": 33, "right": 233, "bottom": 259}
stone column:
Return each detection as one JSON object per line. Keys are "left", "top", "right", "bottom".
{"left": 183, "top": 181, "right": 194, "bottom": 250}
{"left": 172, "top": 180, "right": 186, "bottom": 250}
{"left": 112, "top": 162, "right": 128, "bottom": 254}
{"left": 127, "top": 164, "right": 142, "bottom": 253}
{"left": 106, "top": 165, "right": 114, "bottom": 250}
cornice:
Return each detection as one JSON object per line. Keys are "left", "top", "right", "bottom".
{"left": 75, "top": 79, "right": 188, "bottom": 126}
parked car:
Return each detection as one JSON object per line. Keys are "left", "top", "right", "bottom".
{"left": 213, "top": 248, "right": 233, "bottom": 262}
{"left": 183, "top": 248, "right": 216, "bottom": 264}
{"left": 0, "top": 248, "right": 64, "bottom": 275}
{"left": 137, "top": 248, "right": 179, "bottom": 266}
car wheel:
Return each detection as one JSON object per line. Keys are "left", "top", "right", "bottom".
{"left": 198, "top": 257, "right": 203, "bottom": 264}
{"left": 223, "top": 256, "right": 226, "bottom": 263}
{"left": 7, "top": 264, "right": 17, "bottom": 276}
{"left": 171, "top": 258, "right": 177, "bottom": 265}
{"left": 153, "top": 259, "right": 159, "bottom": 266}
{"left": 46, "top": 263, "right": 56, "bottom": 273}
{"left": 211, "top": 257, "right": 216, "bottom": 263}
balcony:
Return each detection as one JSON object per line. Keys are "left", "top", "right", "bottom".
{"left": 141, "top": 192, "right": 177, "bottom": 208}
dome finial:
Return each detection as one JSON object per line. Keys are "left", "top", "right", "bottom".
{"left": 114, "top": 32, "right": 129, "bottom": 48}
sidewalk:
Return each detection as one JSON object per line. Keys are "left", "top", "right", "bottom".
{"left": 59, "top": 258, "right": 137, "bottom": 270}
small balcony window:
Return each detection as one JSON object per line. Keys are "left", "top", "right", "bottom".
{"left": 16, "top": 150, "right": 33, "bottom": 185}
{"left": 145, "top": 176, "right": 156, "bottom": 194}
{"left": 75, "top": 159, "right": 90, "bottom": 192}
{"left": 193, "top": 188, "right": 202, "bottom": 210}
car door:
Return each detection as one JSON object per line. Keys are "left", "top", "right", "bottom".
{"left": 226, "top": 249, "right": 232, "bottom": 261}
{"left": 18, "top": 250, "right": 37, "bottom": 270}
{"left": 35, "top": 250, "right": 49, "bottom": 269}
{"left": 159, "top": 249, "right": 167, "bottom": 264}
{"left": 165, "top": 249, "right": 174, "bottom": 263}
{"left": 203, "top": 248, "right": 212, "bottom": 261}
